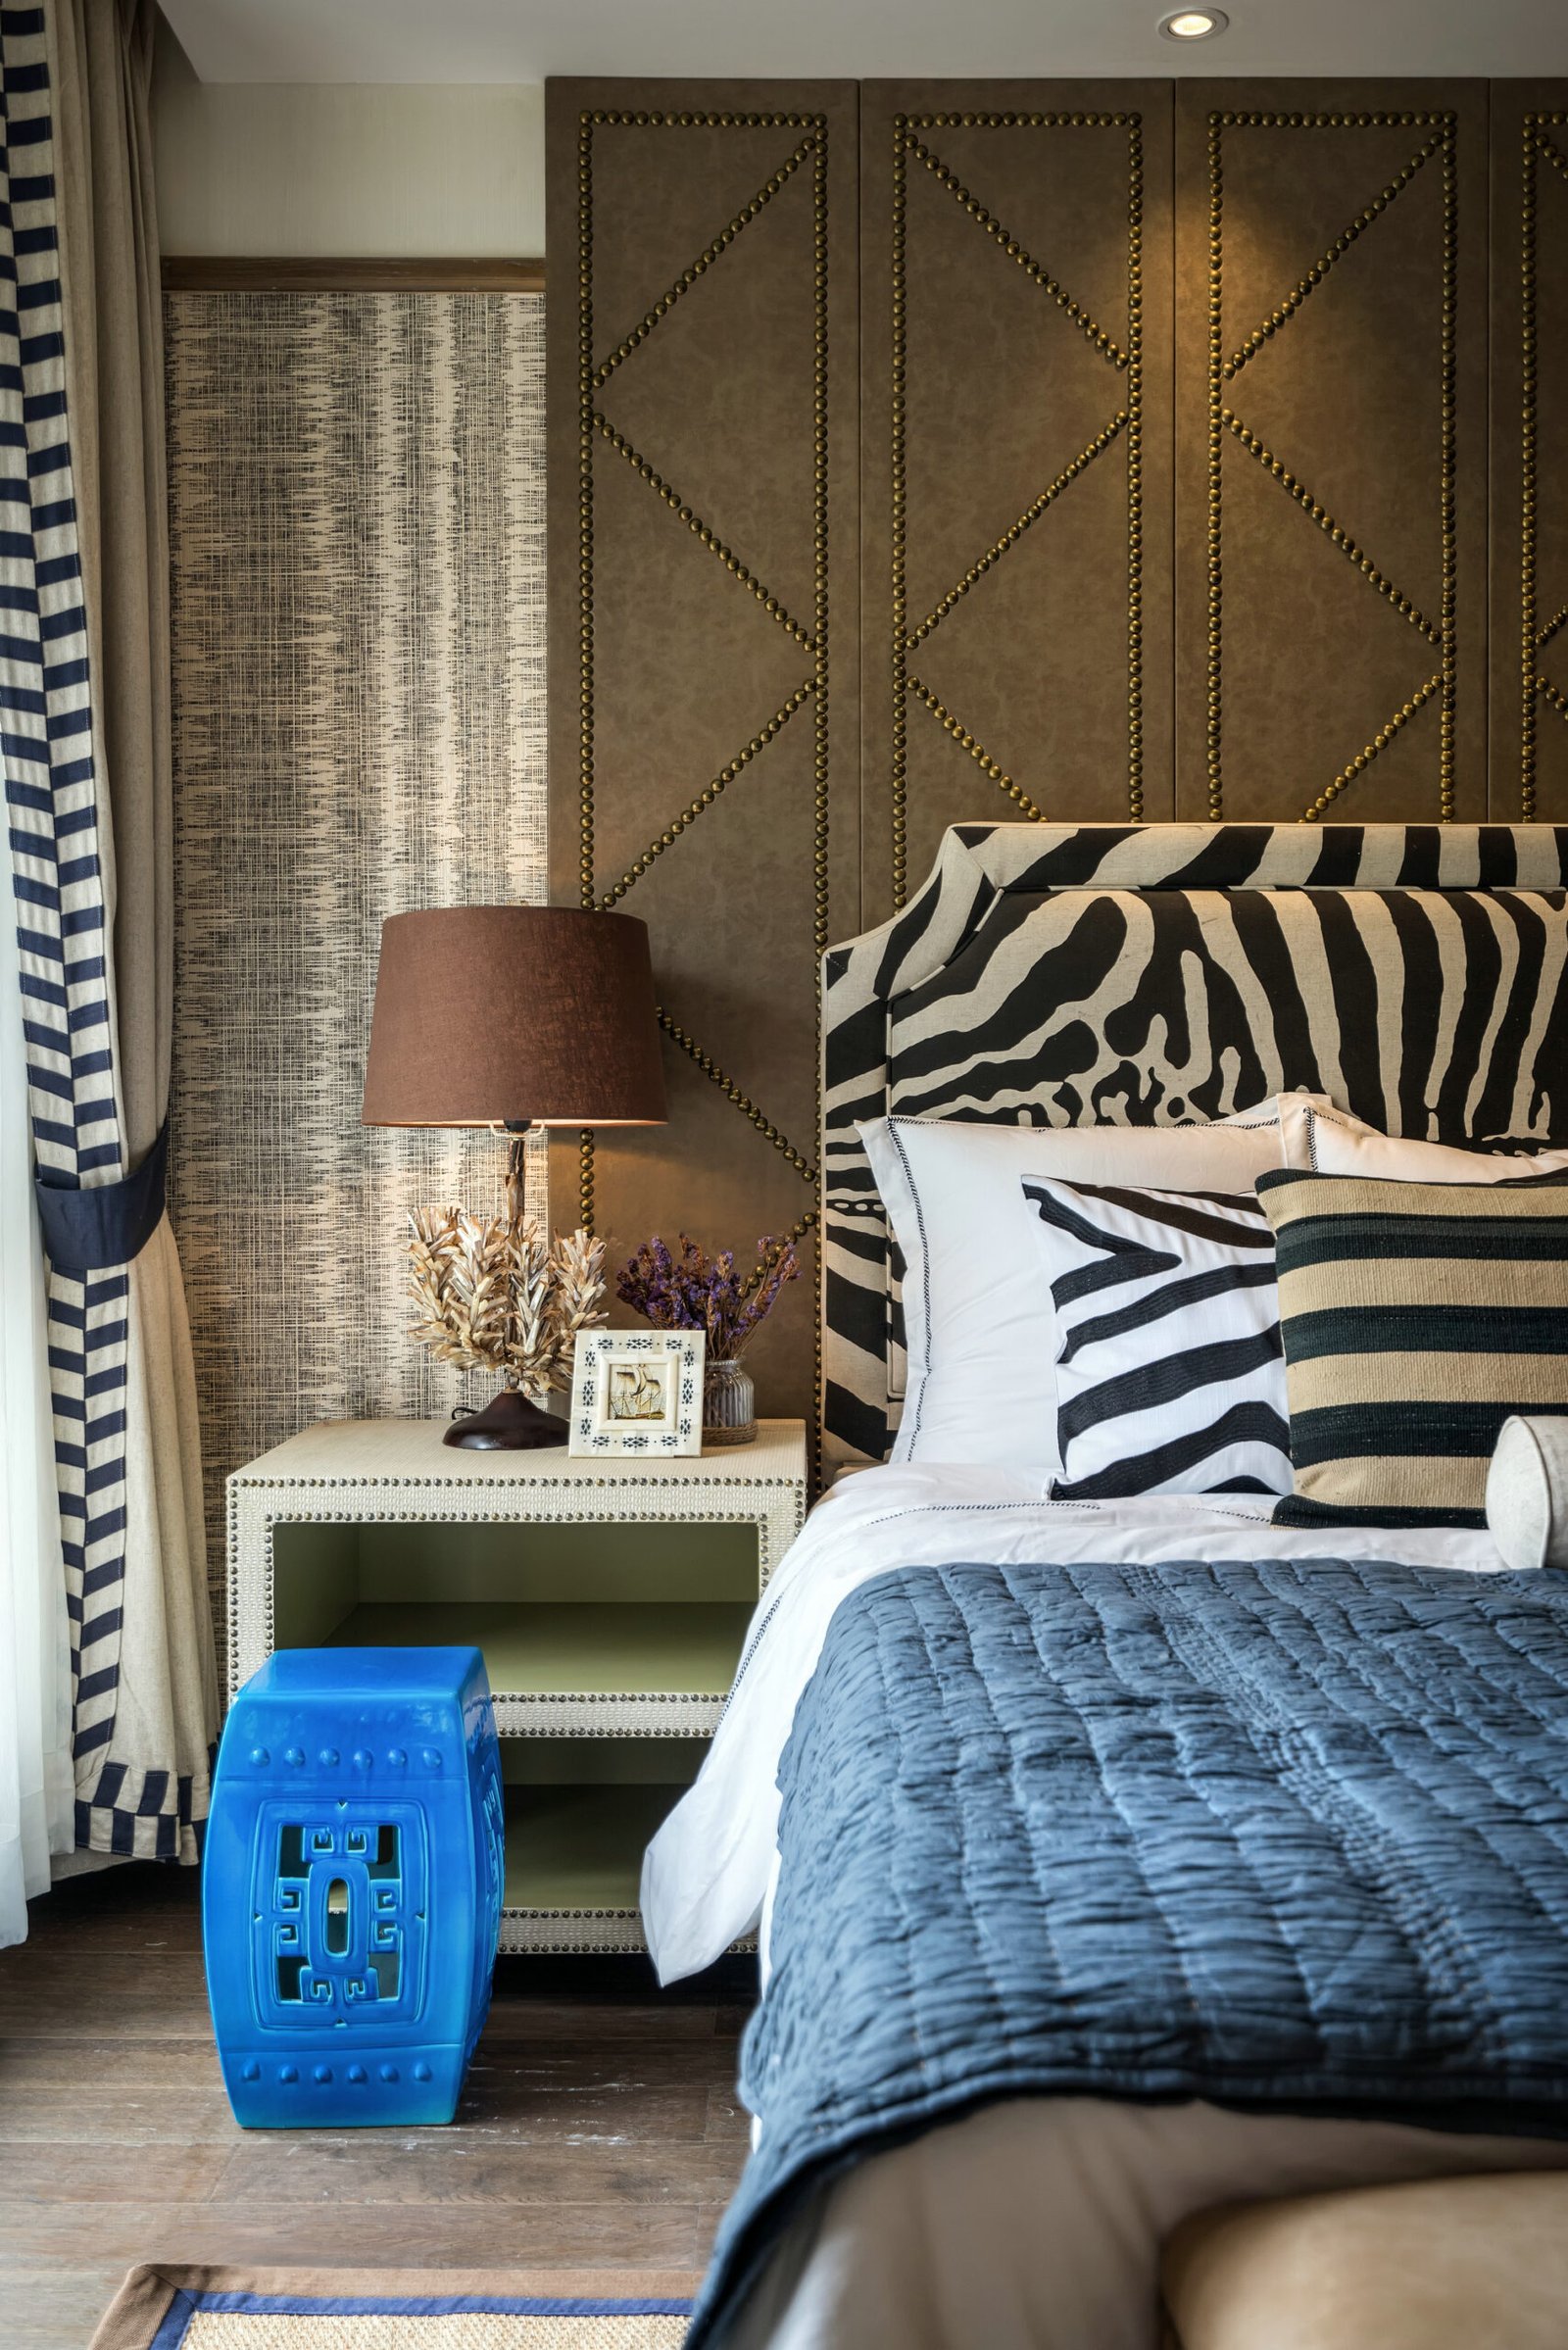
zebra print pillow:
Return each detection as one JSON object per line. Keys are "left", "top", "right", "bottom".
{"left": 1020, "top": 1176, "right": 1291, "bottom": 1499}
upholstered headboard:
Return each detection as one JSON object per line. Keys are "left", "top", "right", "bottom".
{"left": 820, "top": 822, "right": 1568, "bottom": 1474}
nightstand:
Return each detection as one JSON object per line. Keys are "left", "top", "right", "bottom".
{"left": 226, "top": 1417, "right": 808, "bottom": 1952}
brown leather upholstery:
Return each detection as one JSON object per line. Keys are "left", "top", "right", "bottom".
{"left": 1162, "top": 2174, "right": 1568, "bottom": 2350}
{"left": 545, "top": 79, "right": 861, "bottom": 1435}
{"left": 545, "top": 76, "right": 1568, "bottom": 1440}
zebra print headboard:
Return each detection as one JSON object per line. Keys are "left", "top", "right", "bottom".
{"left": 821, "top": 822, "right": 1568, "bottom": 1474}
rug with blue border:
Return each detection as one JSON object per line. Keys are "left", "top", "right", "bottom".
{"left": 87, "top": 2266, "right": 697, "bottom": 2347}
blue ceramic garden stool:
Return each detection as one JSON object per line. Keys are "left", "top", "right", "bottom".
{"left": 203, "top": 1646, "right": 504, "bottom": 2129}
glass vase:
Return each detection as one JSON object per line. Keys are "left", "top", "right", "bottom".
{"left": 703, "top": 1354, "right": 756, "bottom": 1447}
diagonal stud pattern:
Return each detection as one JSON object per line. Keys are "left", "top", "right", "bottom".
{"left": 592, "top": 137, "right": 817, "bottom": 393}
{"left": 907, "top": 134, "right": 1131, "bottom": 370}
{"left": 657, "top": 1008, "right": 818, "bottom": 1182}
{"left": 574, "top": 108, "right": 832, "bottom": 1264}
{"left": 1205, "top": 109, "right": 1459, "bottom": 823}
{"left": 908, "top": 413, "right": 1130, "bottom": 650}
{"left": 1223, "top": 415, "right": 1441, "bottom": 644}
{"left": 906, "top": 674, "right": 1046, "bottom": 821}
{"left": 593, "top": 413, "right": 814, "bottom": 647}
{"left": 1223, "top": 131, "right": 1447, "bottom": 382}
{"left": 890, "top": 112, "right": 1147, "bottom": 902}
{"left": 1300, "top": 671, "right": 1444, "bottom": 820}
{"left": 598, "top": 677, "right": 815, "bottom": 908}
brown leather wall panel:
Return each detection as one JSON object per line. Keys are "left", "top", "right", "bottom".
{"left": 1174, "top": 83, "right": 1489, "bottom": 822}
{"left": 1491, "top": 84, "right": 1568, "bottom": 819}
{"left": 858, "top": 83, "right": 1175, "bottom": 917}
{"left": 545, "top": 76, "right": 1568, "bottom": 1440}
{"left": 545, "top": 82, "right": 860, "bottom": 1436}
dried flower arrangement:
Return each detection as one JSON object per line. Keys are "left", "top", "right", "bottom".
{"left": 407, "top": 1154, "right": 606, "bottom": 1399}
{"left": 614, "top": 1232, "right": 801, "bottom": 1361}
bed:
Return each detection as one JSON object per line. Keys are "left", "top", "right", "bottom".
{"left": 642, "top": 821, "right": 1568, "bottom": 2349}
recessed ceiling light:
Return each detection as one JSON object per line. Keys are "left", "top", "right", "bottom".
{"left": 1159, "top": 7, "right": 1229, "bottom": 36}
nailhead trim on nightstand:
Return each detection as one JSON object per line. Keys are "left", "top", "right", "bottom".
{"left": 226, "top": 1422, "right": 808, "bottom": 1954}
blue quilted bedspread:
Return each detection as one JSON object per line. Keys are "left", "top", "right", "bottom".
{"left": 688, "top": 1559, "right": 1568, "bottom": 2345}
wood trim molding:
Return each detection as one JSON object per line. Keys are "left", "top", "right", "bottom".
{"left": 161, "top": 257, "right": 546, "bottom": 294}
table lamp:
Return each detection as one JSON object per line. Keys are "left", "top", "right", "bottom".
{"left": 363, "top": 906, "right": 666, "bottom": 1448}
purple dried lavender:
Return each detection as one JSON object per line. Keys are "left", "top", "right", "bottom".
{"left": 616, "top": 1233, "right": 800, "bottom": 1359}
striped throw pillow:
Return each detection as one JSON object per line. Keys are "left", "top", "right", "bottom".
{"left": 1020, "top": 1176, "right": 1291, "bottom": 1498}
{"left": 1255, "top": 1170, "right": 1568, "bottom": 1512}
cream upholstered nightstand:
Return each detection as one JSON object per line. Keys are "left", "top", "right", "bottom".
{"left": 226, "top": 1417, "right": 807, "bottom": 1953}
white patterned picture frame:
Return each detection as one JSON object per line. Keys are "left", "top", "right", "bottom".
{"left": 567, "top": 1328, "right": 705, "bottom": 1457}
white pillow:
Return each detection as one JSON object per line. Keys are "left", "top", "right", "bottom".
{"left": 1020, "top": 1175, "right": 1291, "bottom": 1499}
{"left": 1278, "top": 1098, "right": 1568, "bottom": 1182}
{"left": 858, "top": 1100, "right": 1316, "bottom": 1475}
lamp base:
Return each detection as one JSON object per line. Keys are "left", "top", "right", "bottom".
{"left": 444, "top": 1389, "right": 569, "bottom": 1450}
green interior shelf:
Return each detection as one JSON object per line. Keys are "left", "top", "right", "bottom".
{"left": 321, "top": 1598, "right": 752, "bottom": 1694}
{"left": 271, "top": 1518, "right": 760, "bottom": 1635}
{"left": 503, "top": 1782, "right": 685, "bottom": 1913}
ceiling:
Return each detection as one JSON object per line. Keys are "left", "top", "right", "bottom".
{"left": 159, "top": 0, "right": 1568, "bottom": 85}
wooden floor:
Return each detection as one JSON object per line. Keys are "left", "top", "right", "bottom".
{"left": 0, "top": 1864, "right": 753, "bottom": 2350}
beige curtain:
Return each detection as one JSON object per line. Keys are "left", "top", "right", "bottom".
{"left": 47, "top": 0, "right": 218, "bottom": 1863}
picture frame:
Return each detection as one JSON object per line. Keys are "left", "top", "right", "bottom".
{"left": 566, "top": 1327, "right": 706, "bottom": 1457}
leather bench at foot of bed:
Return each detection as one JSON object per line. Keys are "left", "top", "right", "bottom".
{"left": 1160, "top": 2174, "right": 1568, "bottom": 2349}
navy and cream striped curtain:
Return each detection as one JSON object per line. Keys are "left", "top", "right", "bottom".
{"left": 2, "top": 0, "right": 217, "bottom": 1869}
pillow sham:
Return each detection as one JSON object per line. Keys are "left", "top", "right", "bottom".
{"left": 1255, "top": 1169, "right": 1568, "bottom": 1513}
{"left": 858, "top": 1101, "right": 1312, "bottom": 1473}
{"left": 1277, "top": 1097, "right": 1568, "bottom": 1183}
{"left": 1020, "top": 1175, "right": 1291, "bottom": 1498}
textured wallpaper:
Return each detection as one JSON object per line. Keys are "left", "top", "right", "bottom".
{"left": 166, "top": 291, "right": 550, "bottom": 1621}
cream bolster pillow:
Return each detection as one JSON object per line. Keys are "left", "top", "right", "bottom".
{"left": 857, "top": 1097, "right": 1321, "bottom": 1476}
{"left": 1487, "top": 1417, "right": 1568, "bottom": 1570}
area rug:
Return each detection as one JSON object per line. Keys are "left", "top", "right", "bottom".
{"left": 87, "top": 2268, "right": 698, "bottom": 2349}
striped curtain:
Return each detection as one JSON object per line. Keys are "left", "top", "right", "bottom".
{"left": 2, "top": 3, "right": 216, "bottom": 1863}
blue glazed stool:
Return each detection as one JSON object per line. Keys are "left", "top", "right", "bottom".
{"left": 203, "top": 1646, "right": 504, "bottom": 2129}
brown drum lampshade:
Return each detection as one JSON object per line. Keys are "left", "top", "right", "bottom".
{"left": 362, "top": 906, "right": 667, "bottom": 1130}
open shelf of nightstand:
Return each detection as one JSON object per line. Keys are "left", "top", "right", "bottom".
{"left": 498, "top": 1780, "right": 756, "bottom": 1955}
{"left": 323, "top": 1599, "right": 753, "bottom": 1734}
{"left": 504, "top": 1781, "right": 679, "bottom": 1909}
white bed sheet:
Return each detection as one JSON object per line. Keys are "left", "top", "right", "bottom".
{"left": 641, "top": 1464, "right": 1510, "bottom": 1985}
